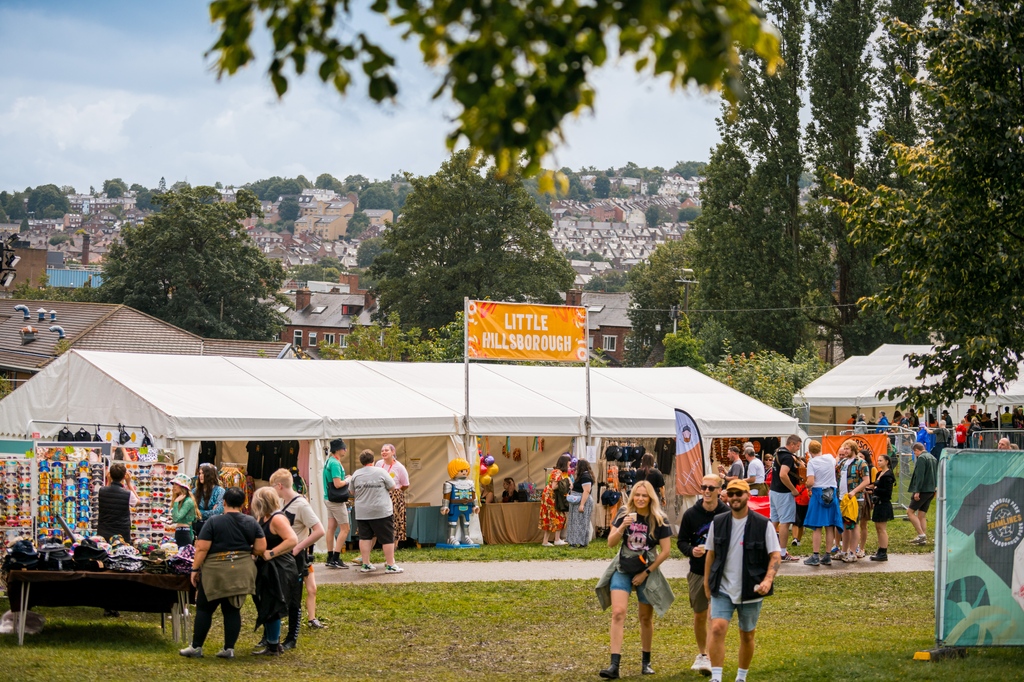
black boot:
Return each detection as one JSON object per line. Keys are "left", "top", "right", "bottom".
{"left": 599, "top": 654, "right": 621, "bottom": 679}
{"left": 253, "top": 642, "right": 283, "bottom": 656}
{"left": 869, "top": 547, "right": 888, "bottom": 562}
{"left": 641, "top": 651, "right": 654, "bottom": 675}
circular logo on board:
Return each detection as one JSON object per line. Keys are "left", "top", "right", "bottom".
{"left": 986, "top": 497, "right": 1024, "bottom": 548}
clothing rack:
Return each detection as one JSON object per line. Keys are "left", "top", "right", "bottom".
{"left": 28, "top": 419, "right": 150, "bottom": 431}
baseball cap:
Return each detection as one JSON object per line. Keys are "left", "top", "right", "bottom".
{"left": 725, "top": 479, "right": 750, "bottom": 493}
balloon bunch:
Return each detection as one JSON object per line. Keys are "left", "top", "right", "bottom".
{"left": 479, "top": 455, "right": 499, "bottom": 486}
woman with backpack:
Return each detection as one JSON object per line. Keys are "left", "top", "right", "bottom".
{"left": 594, "top": 480, "right": 674, "bottom": 679}
{"left": 539, "top": 454, "right": 571, "bottom": 546}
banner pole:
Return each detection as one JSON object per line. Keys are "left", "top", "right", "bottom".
{"left": 585, "top": 308, "right": 592, "bottom": 445}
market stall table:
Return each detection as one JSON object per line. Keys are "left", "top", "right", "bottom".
{"left": 405, "top": 505, "right": 450, "bottom": 546}
{"left": 6, "top": 570, "right": 194, "bottom": 646}
{"left": 480, "top": 502, "right": 545, "bottom": 544}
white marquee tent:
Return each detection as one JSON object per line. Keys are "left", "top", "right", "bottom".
{"left": 798, "top": 344, "right": 1024, "bottom": 427}
{"left": 0, "top": 350, "right": 799, "bottom": 530}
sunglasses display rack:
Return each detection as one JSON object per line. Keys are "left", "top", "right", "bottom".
{"left": 125, "top": 461, "right": 178, "bottom": 544}
{"left": 1, "top": 455, "right": 36, "bottom": 541}
{"left": 34, "top": 442, "right": 111, "bottom": 541}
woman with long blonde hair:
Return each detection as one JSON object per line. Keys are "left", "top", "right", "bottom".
{"left": 596, "top": 479, "right": 674, "bottom": 679}
{"left": 251, "top": 486, "right": 298, "bottom": 656}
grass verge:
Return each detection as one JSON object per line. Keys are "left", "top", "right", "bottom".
{"left": 3, "top": 571, "right": 1021, "bottom": 681}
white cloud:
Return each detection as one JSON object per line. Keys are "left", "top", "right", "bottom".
{"left": 0, "top": 1, "right": 721, "bottom": 192}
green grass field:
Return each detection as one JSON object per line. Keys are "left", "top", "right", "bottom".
{"left": 3, "top": 569, "right": 1022, "bottom": 681}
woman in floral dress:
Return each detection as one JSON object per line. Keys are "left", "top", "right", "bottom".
{"left": 539, "top": 454, "right": 571, "bottom": 546}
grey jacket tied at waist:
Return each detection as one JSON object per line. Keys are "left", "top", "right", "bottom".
{"left": 595, "top": 554, "right": 675, "bottom": 617}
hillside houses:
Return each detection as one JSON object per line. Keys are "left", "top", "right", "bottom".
{"left": 551, "top": 219, "right": 689, "bottom": 268}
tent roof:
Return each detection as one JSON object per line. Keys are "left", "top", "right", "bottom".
{"left": 0, "top": 350, "right": 797, "bottom": 441}
{"left": 796, "top": 344, "right": 980, "bottom": 408}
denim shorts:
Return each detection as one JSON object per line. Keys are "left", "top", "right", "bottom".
{"left": 609, "top": 570, "right": 649, "bottom": 604}
{"left": 710, "top": 594, "right": 763, "bottom": 632}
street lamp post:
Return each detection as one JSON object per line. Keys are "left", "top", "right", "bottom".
{"left": 675, "top": 268, "right": 699, "bottom": 333}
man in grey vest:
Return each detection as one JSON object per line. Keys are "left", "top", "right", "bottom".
{"left": 703, "top": 479, "right": 781, "bottom": 682}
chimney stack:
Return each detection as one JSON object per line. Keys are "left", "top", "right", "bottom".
{"left": 566, "top": 289, "right": 583, "bottom": 307}
{"left": 81, "top": 233, "right": 90, "bottom": 266}
{"left": 295, "top": 287, "right": 311, "bottom": 311}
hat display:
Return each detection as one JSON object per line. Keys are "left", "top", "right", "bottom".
{"left": 726, "top": 479, "right": 750, "bottom": 493}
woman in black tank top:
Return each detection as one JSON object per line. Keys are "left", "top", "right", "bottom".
{"left": 251, "top": 488, "right": 298, "bottom": 655}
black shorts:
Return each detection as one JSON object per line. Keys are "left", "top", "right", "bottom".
{"left": 356, "top": 515, "right": 395, "bottom": 545}
{"left": 908, "top": 492, "right": 935, "bottom": 513}
{"left": 794, "top": 504, "right": 808, "bottom": 529}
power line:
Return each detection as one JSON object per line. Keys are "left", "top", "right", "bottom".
{"left": 589, "top": 303, "right": 860, "bottom": 314}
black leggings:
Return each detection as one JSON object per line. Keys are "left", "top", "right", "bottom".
{"left": 286, "top": 552, "right": 308, "bottom": 641}
{"left": 192, "top": 583, "right": 242, "bottom": 650}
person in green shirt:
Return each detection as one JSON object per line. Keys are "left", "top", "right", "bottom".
{"left": 171, "top": 474, "right": 199, "bottom": 547}
{"left": 323, "top": 439, "right": 351, "bottom": 569}
{"left": 907, "top": 442, "right": 938, "bottom": 544}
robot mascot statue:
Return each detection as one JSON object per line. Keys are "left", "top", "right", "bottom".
{"left": 439, "top": 458, "right": 480, "bottom": 548}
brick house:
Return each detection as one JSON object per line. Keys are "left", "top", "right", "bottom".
{"left": 564, "top": 289, "right": 632, "bottom": 366}
{"left": 279, "top": 274, "right": 376, "bottom": 354}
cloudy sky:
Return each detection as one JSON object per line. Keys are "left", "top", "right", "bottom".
{"left": 0, "top": 0, "right": 724, "bottom": 192}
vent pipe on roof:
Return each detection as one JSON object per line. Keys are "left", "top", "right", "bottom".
{"left": 14, "top": 304, "right": 30, "bottom": 320}
{"left": 49, "top": 326, "right": 66, "bottom": 340}
{"left": 50, "top": 310, "right": 57, "bottom": 321}
{"left": 37, "top": 308, "right": 47, "bottom": 322}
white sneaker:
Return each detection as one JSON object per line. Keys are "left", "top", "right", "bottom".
{"left": 215, "top": 648, "right": 234, "bottom": 659}
{"left": 855, "top": 548, "right": 866, "bottom": 559}
{"left": 553, "top": 539, "right": 568, "bottom": 546}
{"left": 384, "top": 564, "right": 404, "bottom": 574}
{"left": 359, "top": 563, "right": 377, "bottom": 573}
{"left": 541, "top": 542, "right": 553, "bottom": 547}
{"left": 691, "top": 653, "right": 712, "bottom": 676}
{"left": 179, "top": 645, "right": 203, "bottom": 658}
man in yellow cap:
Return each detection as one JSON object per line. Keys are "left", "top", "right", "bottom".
{"left": 703, "top": 479, "right": 781, "bottom": 682}
{"left": 441, "top": 458, "right": 479, "bottom": 545}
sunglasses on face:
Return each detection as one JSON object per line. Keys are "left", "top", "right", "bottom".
{"left": 701, "top": 485, "right": 719, "bottom": 492}
{"left": 726, "top": 490, "right": 746, "bottom": 498}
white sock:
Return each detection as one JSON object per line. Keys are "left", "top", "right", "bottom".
{"left": 736, "top": 668, "right": 749, "bottom": 681}
{"left": 711, "top": 666, "right": 723, "bottom": 682}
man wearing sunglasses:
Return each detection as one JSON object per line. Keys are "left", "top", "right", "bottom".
{"left": 678, "top": 475, "right": 729, "bottom": 676}
{"left": 704, "top": 479, "right": 781, "bottom": 682}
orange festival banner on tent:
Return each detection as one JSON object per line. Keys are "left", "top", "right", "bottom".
{"left": 821, "top": 434, "right": 890, "bottom": 467}
{"left": 466, "top": 300, "right": 588, "bottom": 363}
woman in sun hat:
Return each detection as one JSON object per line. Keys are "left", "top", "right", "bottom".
{"left": 171, "top": 473, "right": 199, "bottom": 547}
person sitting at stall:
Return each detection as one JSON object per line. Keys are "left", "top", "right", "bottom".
{"left": 180, "top": 487, "right": 266, "bottom": 660}
{"left": 501, "top": 477, "right": 517, "bottom": 503}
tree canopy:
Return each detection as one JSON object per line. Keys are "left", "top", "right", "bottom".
{"left": 369, "top": 151, "right": 574, "bottom": 329}
{"left": 27, "top": 184, "right": 70, "bottom": 219}
{"left": 208, "top": 0, "right": 778, "bottom": 174}
{"left": 835, "top": 0, "right": 1024, "bottom": 406}
{"left": 100, "top": 186, "right": 286, "bottom": 340}
{"left": 625, "top": 237, "right": 696, "bottom": 366}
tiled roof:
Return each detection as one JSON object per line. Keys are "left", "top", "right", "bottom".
{"left": 286, "top": 291, "right": 364, "bottom": 329}
{"left": 0, "top": 300, "right": 287, "bottom": 373}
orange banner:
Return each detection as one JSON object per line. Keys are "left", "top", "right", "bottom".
{"left": 466, "top": 300, "right": 587, "bottom": 362}
{"left": 821, "top": 434, "right": 890, "bottom": 467}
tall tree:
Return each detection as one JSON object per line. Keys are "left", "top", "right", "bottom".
{"left": 835, "top": 0, "right": 1024, "bottom": 405}
{"left": 370, "top": 151, "right": 574, "bottom": 329}
{"left": 803, "top": 0, "right": 882, "bottom": 357}
{"left": 359, "top": 183, "right": 397, "bottom": 211}
{"left": 27, "top": 185, "right": 70, "bottom": 219}
{"left": 103, "top": 178, "right": 128, "bottom": 198}
{"left": 625, "top": 237, "right": 696, "bottom": 366}
{"left": 693, "top": 0, "right": 812, "bottom": 358}
{"left": 101, "top": 186, "right": 286, "bottom": 340}
{"left": 208, "top": 0, "right": 779, "bottom": 174}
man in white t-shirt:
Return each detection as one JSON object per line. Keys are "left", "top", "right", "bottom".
{"left": 704, "top": 479, "right": 781, "bottom": 682}
{"left": 743, "top": 448, "right": 767, "bottom": 496}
